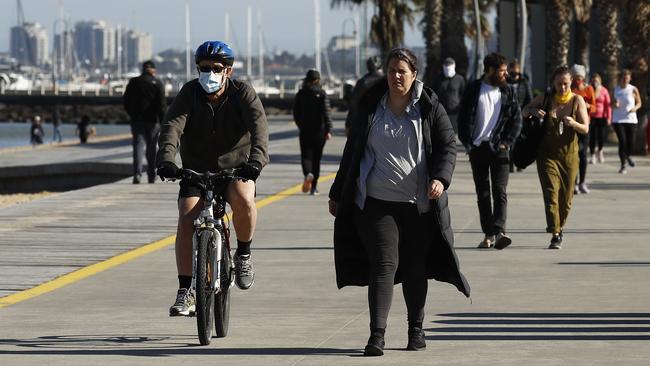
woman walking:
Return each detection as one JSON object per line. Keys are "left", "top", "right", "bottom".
{"left": 293, "top": 69, "right": 332, "bottom": 195}
{"left": 570, "top": 65, "right": 594, "bottom": 194}
{"left": 523, "top": 66, "right": 589, "bottom": 249}
{"left": 328, "top": 48, "right": 470, "bottom": 356}
{"left": 612, "top": 69, "right": 642, "bottom": 174}
{"left": 588, "top": 73, "right": 611, "bottom": 164}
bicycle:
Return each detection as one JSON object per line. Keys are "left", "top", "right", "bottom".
{"left": 168, "top": 168, "right": 242, "bottom": 345}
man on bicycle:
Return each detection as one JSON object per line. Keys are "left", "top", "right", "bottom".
{"left": 156, "top": 40, "right": 269, "bottom": 316}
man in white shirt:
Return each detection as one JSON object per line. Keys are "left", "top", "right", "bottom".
{"left": 458, "top": 53, "right": 522, "bottom": 250}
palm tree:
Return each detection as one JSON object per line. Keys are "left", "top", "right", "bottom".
{"left": 331, "top": 0, "right": 415, "bottom": 59}
{"left": 420, "top": 0, "right": 443, "bottom": 86}
{"left": 572, "top": 0, "right": 592, "bottom": 69}
{"left": 545, "top": 0, "right": 572, "bottom": 78}
{"left": 442, "top": 0, "right": 469, "bottom": 76}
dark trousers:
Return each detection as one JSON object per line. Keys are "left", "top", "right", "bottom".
{"left": 577, "top": 133, "right": 588, "bottom": 185}
{"left": 469, "top": 143, "right": 510, "bottom": 236}
{"left": 613, "top": 123, "right": 636, "bottom": 166}
{"left": 355, "top": 197, "right": 432, "bottom": 329}
{"left": 299, "top": 130, "right": 326, "bottom": 191}
{"left": 589, "top": 117, "right": 607, "bottom": 154}
{"left": 131, "top": 121, "right": 160, "bottom": 182}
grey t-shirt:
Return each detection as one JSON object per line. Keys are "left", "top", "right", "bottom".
{"left": 366, "top": 94, "right": 421, "bottom": 203}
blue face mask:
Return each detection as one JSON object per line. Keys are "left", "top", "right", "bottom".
{"left": 198, "top": 71, "right": 224, "bottom": 94}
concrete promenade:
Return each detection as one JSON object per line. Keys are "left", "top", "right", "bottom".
{"left": 1, "top": 115, "right": 650, "bottom": 365}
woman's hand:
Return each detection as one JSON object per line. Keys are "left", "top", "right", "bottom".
{"left": 563, "top": 115, "right": 577, "bottom": 128}
{"left": 529, "top": 107, "right": 546, "bottom": 119}
{"left": 325, "top": 132, "right": 332, "bottom": 140}
{"left": 328, "top": 199, "right": 337, "bottom": 217}
{"left": 428, "top": 179, "right": 444, "bottom": 199}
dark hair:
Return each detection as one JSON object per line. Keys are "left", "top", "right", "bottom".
{"left": 483, "top": 53, "right": 507, "bottom": 72}
{"left": 384, "top": 48, "right": 418, "bottom": 73}
{"left": 550, "top": 65, "right": 571, "bottom": 94}
{"left": 142, "top": 60, "right": 155, "bottom": 71}
{"left": 618, "top": 68, "right": 632, "bottom": 81}
{"left": 591, "top": 72, "right": 602, "bottom": 82}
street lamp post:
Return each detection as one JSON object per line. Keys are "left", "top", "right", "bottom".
{"left": 342, "top": 17, "right": 359, "bottom": 82}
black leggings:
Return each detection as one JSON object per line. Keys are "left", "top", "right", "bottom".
{"left": 589, "top": 117, "right": 608, "bottom": 154}
{"left": 299, "top": 130, "right": 326, "bottom": 191}
{"left": 613, "top": 123, "right": 636, "bottom": 166}
{"left": 355, "top": 197, "right": 433, "bottom": 329}
{"left": 577, "top": 133, "right": 588, "bottom": 185}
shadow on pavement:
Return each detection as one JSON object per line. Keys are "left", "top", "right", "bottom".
{"left": 427, "top": 313, "right": 650, "bottom": 340}
{"left": 0, "top": 335, "right": 357, "bottom": 356}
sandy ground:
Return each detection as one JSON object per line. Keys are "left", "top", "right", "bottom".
{"left": 0, "top": 192, "right": 55, "bottom": 209}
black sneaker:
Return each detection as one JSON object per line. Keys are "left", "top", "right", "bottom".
{"left": 494, "top": 232, "right": 512, "bottom": 250}
{"left": 234, "top": 254, "right": 255, "bottom": 290}
{"left": 364, "top": 332, "right": 385, "bottom": 356}
{"left": 627, "top": 157, "right": 636, "bottom": 167}
{"left": 169, "top": 288, "right": 195, "bottom": 317}
{"left": 548, "top": 233, "right": 562, "bottom": 249}
{"left": 132, "top": 174, "right": 142, "bottom": 184}
{"left": 406, "top": 327, "right": 426, "bottom": 351}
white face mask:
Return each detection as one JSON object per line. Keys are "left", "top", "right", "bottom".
{"left": 443, "top": 65, "right": 456, "bottom": 78}
{"left": 198, "top": 71, "right": 224, "bottom": 94}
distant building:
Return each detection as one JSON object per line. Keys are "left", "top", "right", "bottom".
{"left": 53, "top": 29, "right": 75, "bottom": 74}
{"left": 123, "top": 30, "right": 153, "bottom": 71}
{"left": 10, "top": 22, "right": 49, "bottom": 66}
{"left": 74, "top": 20, "right": 116, "bottom": 68}
{"left": 328, "top": 35, "right": 357, "bottom": 52}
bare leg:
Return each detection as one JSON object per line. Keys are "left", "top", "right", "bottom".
{"left": 176, "top": 196, "right": 202, "bottom": 277}
{"left": 225, "top": 179, "right": 257, "bottom": 242}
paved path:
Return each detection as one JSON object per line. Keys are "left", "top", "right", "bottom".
{"left": 1, "top": 115, "right": 650, "bottom": 365}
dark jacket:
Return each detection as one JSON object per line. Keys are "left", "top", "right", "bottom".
{"left": 293, "top": 84, "right": 333, "bottom": 134}
{"left": 123, "top": 73, "right": 166, "bottom": 124}
{"left": 156, "top": 78, "right": 269, "bottom": 172}
{"left": 432, "top": 72, "right": 466, "bottom": 115}
{"left": 328, "top": 78, "right": 470, "bottom": 297}
{"left": 507, "top": 74, "right": 533, "bottom": 110}
{"left": 345, "top": 71, "right": 383, "bottom": 129}
{"left": 458, "top": 78, "right": 523, "bottom": 152}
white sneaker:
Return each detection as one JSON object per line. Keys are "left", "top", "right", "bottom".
{"left": 598, "top": 150, "right": 605, "bottom": 163}
{"left": 590, "top": 154, "right": 596, "bottom": 164}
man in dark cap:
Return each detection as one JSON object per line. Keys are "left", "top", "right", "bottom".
{"left": 431, "top": 57, "right": 466, "bottom": 134}
{"left": 123, "top": 60, "right": 166, "bottom": 183}
{"left": 345, "top": 56, "right": 383, "bottom": 136}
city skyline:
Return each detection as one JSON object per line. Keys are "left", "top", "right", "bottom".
{"left": 0, "top": 0, "right": 424, "bottom": 57}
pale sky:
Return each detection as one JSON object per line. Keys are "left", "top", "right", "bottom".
{"left": 0, "top": 0, "right": 425, "bottom": 56}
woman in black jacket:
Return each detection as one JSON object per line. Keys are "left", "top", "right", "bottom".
{"left": 293, "top": 69, "right": 332, "bottom": 195}
{"left": 328, "top": 48, "right": 470, "bottom": 357}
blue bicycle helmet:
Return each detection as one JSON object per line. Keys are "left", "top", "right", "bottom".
{"left": 194, "top": 41, "right": 235, "bottom": 66}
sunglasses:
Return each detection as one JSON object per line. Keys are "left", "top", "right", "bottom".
{"left": 198, "top": 65, "right": 226, "bottom": 74}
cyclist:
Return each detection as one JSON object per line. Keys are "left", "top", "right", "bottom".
{"left": 156, "top": 40, "right": 269, "bottom": 316}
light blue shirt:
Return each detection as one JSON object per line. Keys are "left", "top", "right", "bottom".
{"left": 355, "top": 80, "right": 431, "bottom": 213}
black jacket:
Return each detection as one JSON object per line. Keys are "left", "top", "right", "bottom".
{"left": 432, "top": 72, "right": 466, "bottom": 115}
{"left": 507, "top": 74, "right": 533, "bottom": 110}
{"left": 123, "top": 73, "right": 166, "bottom": 124}
{"left": 328, "top": 78, "right": 470, "bottom": 297}
{"left": 458, "top": 78, "right": 522, "bottom": 151}
{"left": 345, "top": 71, "right": 383, "bottom": 129}
{"left": 293, "top": 84, "right": 332, "bottom": 133}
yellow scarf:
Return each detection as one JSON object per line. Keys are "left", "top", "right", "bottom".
{"left": 554, "top": 91, "right": 573, "bottom": 105}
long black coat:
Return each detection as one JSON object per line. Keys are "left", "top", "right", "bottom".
{"left": 328, "top": 79, "right": 470, "bottom": 298}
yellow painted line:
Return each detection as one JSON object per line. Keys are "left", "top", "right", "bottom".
{"left": 0, "top": 172, "right": 337, "bottom": 309}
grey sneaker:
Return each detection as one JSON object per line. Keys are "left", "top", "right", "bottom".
{"left": 169, "top": 288, "right": 195, "bottom": 317}
{"left": 234, "top": 254, "right": 255, "bottom": 290}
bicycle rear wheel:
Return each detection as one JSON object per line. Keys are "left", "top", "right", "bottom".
{"left": 214, "top": 233, "right": 231, "bottom": 338}
{"left": 196, "top": 230, "right": 215, "bottom": 345}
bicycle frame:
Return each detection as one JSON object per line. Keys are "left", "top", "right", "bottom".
{"left": 191, "top": 188, "right": 232, "bottom": 294}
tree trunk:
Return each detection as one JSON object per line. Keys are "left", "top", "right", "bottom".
{"left": 422, "top": 0, "right": 443, "bottom": 87}
{"left": 442, "top": 0, "right": 468, "bottom": 77}
{"left": 594, "top": 0, "right": 619, "bottom": 92}
{"left": 574, "top": 19, "right": 590, "bottom": 68}
{"left": 544, "top": 0, "right": 572, "bottom": 78}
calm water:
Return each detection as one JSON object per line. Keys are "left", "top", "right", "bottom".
{"left": 0, "top": 122, "right": 131, "bottom": 148}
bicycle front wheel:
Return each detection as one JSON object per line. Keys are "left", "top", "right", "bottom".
{"left": 196, "top": 230, "right": 215, "bottom": 345}
{"left": 214, "top": 232, "right": 231, "bottom": 338}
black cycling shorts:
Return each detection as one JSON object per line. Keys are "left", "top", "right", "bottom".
{"left": 178, "top": 178, "right": 234, "bottom": 198}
